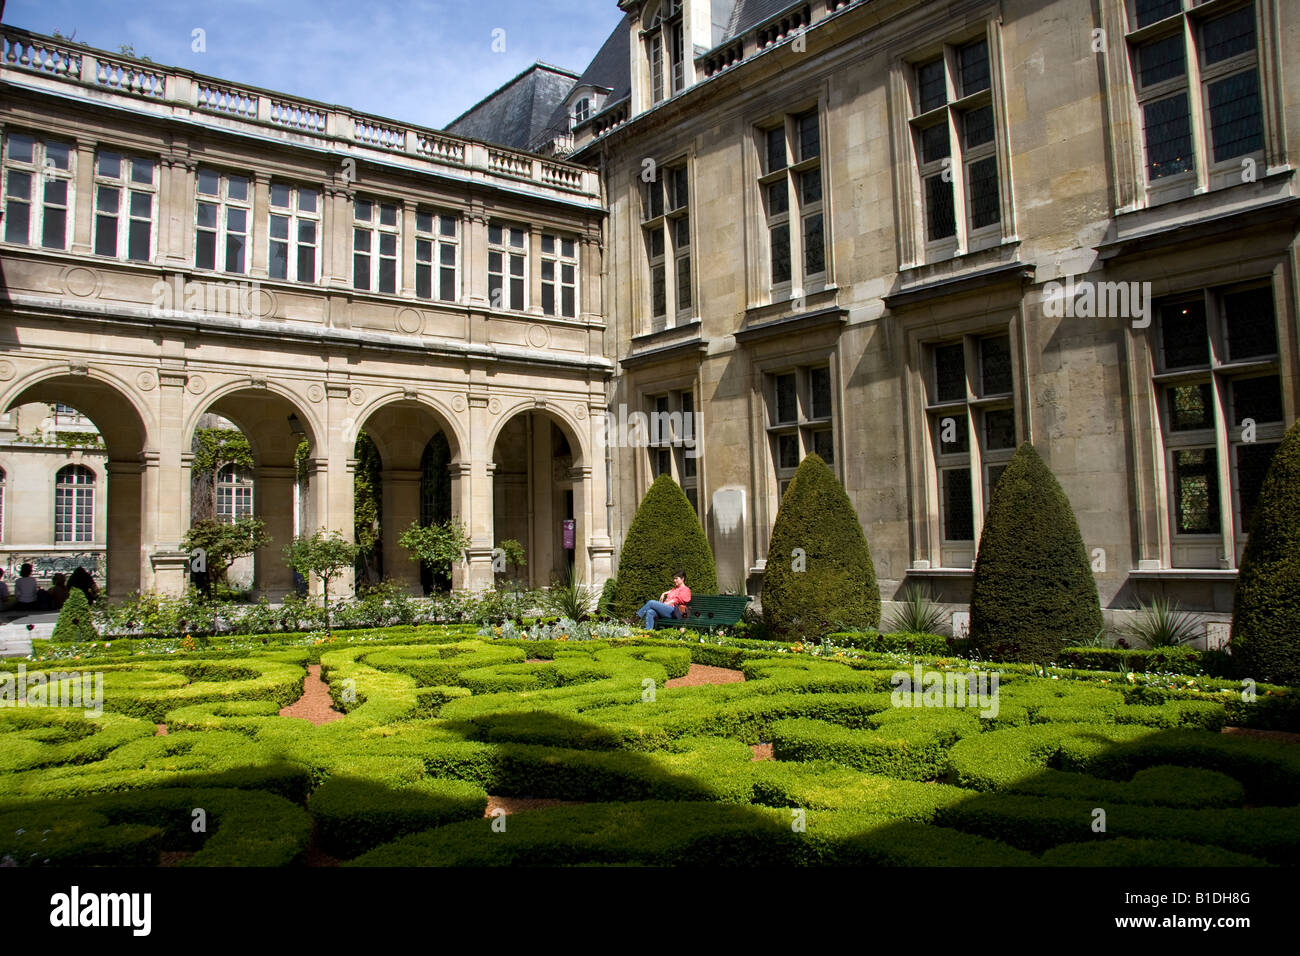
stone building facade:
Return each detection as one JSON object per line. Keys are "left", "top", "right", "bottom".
{"left": 561, "top": 0, "right": 1299, "bottom": 624}
{"left": 0, "top": 26, "right": 613, "bottom": 599}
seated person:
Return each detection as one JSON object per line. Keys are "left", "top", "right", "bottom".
{"left": 47, "top": 573, "right": 70, "bottom": 610}
{"left": 635, "top": 570, "right": 691, "bottom": 630}
{"left": 0, "top": 569, "right": 11, "bottom": 609}
{"left": 68, "top": 566, "right": 98, "bottom": 605}
{"left": 14, "top": 563, "right": 40, "bottom": 610}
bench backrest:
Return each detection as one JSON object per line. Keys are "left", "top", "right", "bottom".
{"left": 683, "top": 594, "right": 751, "bottom": 624}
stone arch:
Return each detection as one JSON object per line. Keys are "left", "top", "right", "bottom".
{"left": 185, "top": 384, "right": 322, "bottom": 600}
{"left": 1, "top": 367, "right": 153, "bottom": 596}
{"left": 490, "top": 403, "right": 592, "bottom": 587}
{"left": 354, "top": 393, "right": 467, "bottom": 593}
{"left": 485, "top": 399, "right": 589, "bottom": 469}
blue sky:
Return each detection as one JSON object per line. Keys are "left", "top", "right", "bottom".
{"left": 4, "top": 0, "right": 624, "bottom": 129}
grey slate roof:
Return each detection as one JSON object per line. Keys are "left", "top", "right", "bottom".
{"left": 536, "top": 12, "right": 634, "bottom": 149}
{"left": 445, "top": 63, "right": 578, "bottom": 152}
{"left": 724, "top": 0, "right": 802, "bottom": 40}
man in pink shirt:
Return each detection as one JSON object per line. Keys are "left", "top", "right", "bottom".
{"left": 636, "top": 570, "right": 691, "bottom": 630}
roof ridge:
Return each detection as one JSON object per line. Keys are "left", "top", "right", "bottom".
{"left": 445, "top": 61, "right": 578, "bottom": 129}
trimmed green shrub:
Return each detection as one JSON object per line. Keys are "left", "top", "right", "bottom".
{"left": 761, "top": 454, "right": 880, "bottom": 640}
{"left": 826, "top": 631, "right": 949, "bottom": 655}
{"left": 1040, "top": 837, "right": 1267, "bottom": 867}
{"left": 612, "top": 475, "right": 717, "bottom": 619}
{"left": 598, "top": 577, "right": 618, "bottom": 617}
{"left": 969, "top": 442, "right": 1103, "bottom": 662}
{"left": 309, "top": 775, "right": 488, "bottom": 858}
{"left": 1231, "top": 418, "right": 1300, "bottom": 686}
{"left": 52, "top": 587, "right": 97, "bottom": 644}
{"left": 1055, "top": 646, "right": 1201, "bottom": 674}
{"left": 770, "top": 711, "right": 980, "bottom": 780}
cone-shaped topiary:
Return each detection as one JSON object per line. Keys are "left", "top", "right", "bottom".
{"left": 612, "top": 475, "right": 717, "bottom": 618}
{"left": 1231, "top": 420, "right": 1300, "bottom": 686}
{"left": 969, "top": 442, "right": 1102, "bottom": 662}
{"left": 761, "top": 454, "right": 880, "bottom": 640}
{"left": 52, "top": 586, "right": 97, "bottom": 644}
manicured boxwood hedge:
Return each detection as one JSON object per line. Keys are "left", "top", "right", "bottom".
{"left": 4, "top": 630, "right": 1296, "bottom": 867}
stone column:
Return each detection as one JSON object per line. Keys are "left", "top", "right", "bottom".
{"left": 323, "top": 185, "right": 353, "bottom": 290}
{"left": 253, "top": 464, "right": 297, "bottom": 600}
{"left": 147, "top": 370, "right": 189, "bottom": 595}
{"left": 466, "top": 204, "right": 489, "bottom": 307}
{"left": 72, "top": 141, "right": 95, "bottom": 255}
{"left": 319, "top": 383, "right": 356, "bottom": 598}
{"left": 159, "top": 155, "right": 195, "bottom": 267}
{"left": 250, "top": 172, "right": 270, "bottom": 277}
{"left": 381, "top": 467, "right": 422, "bottom": 593}
{"left": 104, "top": 460, "right": 143, "bottom": 597}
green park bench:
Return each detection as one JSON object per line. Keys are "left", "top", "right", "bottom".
{"left": 677, "top": 594, "right": 752, "bottom": 631}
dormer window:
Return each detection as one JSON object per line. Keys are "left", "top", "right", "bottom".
{"left": 647, "top": 0, "right": 685, "bottom": 105}
{"left": 573, "top": 97, "right": 591, "bottom": 128}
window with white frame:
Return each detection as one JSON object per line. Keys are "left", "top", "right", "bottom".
{"left": 541, "top": 233, "right": 578, "bottom": 318}
{"left": 353, "top": 198, "right": 399, "bottom": 294}
{"left": 758, "top": 109, "right": 826, "bottom": 297}
{"left": 573, "top": 97, "right": 591, "bottom": 128}
{"left": 55, "top": 464, "right": 95, "bottom": 544}
{"left": 268, "top": 182, "right": 319, "bottom": 283}
{"left": 926, "top": 333, "right": 1017, "bottom": 567}
{"left": 215, "top": 464, "right": 254, "bottom": 523}
{"left": 416, "top": 209, "right": 459, "bottom": 302}
{"left": 642, "top": 161, "right": 691, "bottom": 331}
{"left": 1154, "top": 283, "right": 1283, "bottom": 567}
{"left": 646, "top": 0, "right": 685, "bottom": 105}
{"left": 3, "top": 131, "right": 73, "bottom": 249}
{"left": 646, "top": 388, "right": 700, "bottom": 516}
{"left": 93, "top": 150, "right": 156, "bottom": 262}
{"left": 487, "top": 222, "right": 527, "bottom": 311}
{"left": 908, "top": 32, "right": 1002, "bottom": 257}
{"left": 767, "top": 365, "right": 835, "bottom": 499}
{"left": 195, "top": 168, "right": 251, "bottom": 274}
{"left": 1126, "top": 0, "right": 1265, "bottom": 195}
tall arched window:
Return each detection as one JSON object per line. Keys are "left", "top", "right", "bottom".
{"left": 55, "top": 465, "right": 95, "bottom": 543}
{"left": 646, "top": 0, "right": 685, "bottom": 105}
{"left": 215, "top": 464, "right": 253, "bottom": 522}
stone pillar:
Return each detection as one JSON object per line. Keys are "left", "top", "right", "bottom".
{"left": 452, "top": 456, "right": 493, "bottom": 592}
{"left": 159, "top": 155, "right": 195, "bottom": 267}
{"left": 72, "top": 142, "right": 95, "bottom": 255}
{"left": 104, "top": 460, "right": 143, "bottom": 597}
{"left": 381, "top": 468, "right": 422, "bottom": 593}
{"left": 251, "top": 172, "right": 270, "bottom": 278}
{"left": 466, "top": 204, "right": 489, "bottom": 307}
{"left": 320, "top": 383, "right": 356, "bottom": 598}
{"left": 323, "top": 185, "right": 353, "bottom": 290}
{"left": 147, "top": 370, "right": 189, "bottom": 595}
{"left": 253, "top": 464, "right": 297, "bottom": 600}
{"left": 530, "top": 412, "right": 556, "bottom": 584}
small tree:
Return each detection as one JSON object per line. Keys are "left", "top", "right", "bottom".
{"left": 968, "top": 442, "right": 1103, "bottom": 662}
{"left": 398, "top": 519, "right": 471, "bottom": 590}
{"left": 283, "top": 530, "right": 359, "bottom": 635}
{"left": 182, "top": 517, "right": 269, "bottom": 592}
{"left": 761, "top": 454, "right": 880, "bottom": 640}
{"left": 191, "top": 427, "right": 253, "bottom": 522}
{"left": 1231, "top": 420, "right": 1300, "bottom": 685}
{"left": 52, "top": 587, "right": 97, "bottom": 644}
{"left": 496, "top": 539, "right": 527, "bottom": 583}
{"left": 612, "top": 475, "right": 717, "bottom": 618}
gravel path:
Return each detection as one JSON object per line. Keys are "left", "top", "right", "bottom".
{"left": 750, "top": 743, "right": 773, "bottom": 761}
{"left": 1222, "top": 726, "right": 1300, "bottom": 744}
{"left": 666, "top": 663, "right": 745, "bottom": 688}
{"left": 279, "top": 664, "right": 344, "bottom": 725}
{"left": 485, "top": 796, "right": 585, "bottom": 816}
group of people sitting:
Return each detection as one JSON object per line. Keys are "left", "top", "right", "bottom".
{"left": 0, "top": 564, "right": 98, "bottom": 614}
